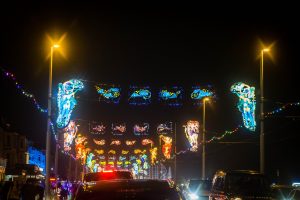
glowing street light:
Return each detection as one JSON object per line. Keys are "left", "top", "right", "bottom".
{"left": 260, "top": 47, "right": 270, "bottom": 174}
{"left": 202, "top": 97, "right": 210, "bottom": 179}
{"left": 45, "top": 43, "right": 60, "bottom": 199}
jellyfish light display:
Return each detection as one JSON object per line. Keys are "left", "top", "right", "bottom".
{"left": 231, "top": 82, "right": 256, "bottom": 131}
{"left": 161, "top": 136, "right": 172, "bottom": 159}
{"left": 133, "top": 123, "right": 149, "bottom": 136}
{"left": 157, "top": 122, "right": 173, "bottom": 135}
{"left": 56, "top": 79, "right": 84, "bottom": 128}
{"left": 158, "top": 87, "right": 183, "bottom": 106}
{"left": 128, "top": 86, "right": 151, "bottom": 105}
{"left": 184, "top": 120, "right": 200, "bottom": 152}
{"left": 112, "top": 123, "right": 126, "bottom": 135}
{"left": 95, "top": 84, "right": 121, "bottom": 104}
{"left": 63, "top": 120, "right": 78, "bottom": 152}
{"left": 191, "top": 86, "right": 215, "bottom": 105}
{"left": 89, "top": 122, "right": 106, "bottom": 135}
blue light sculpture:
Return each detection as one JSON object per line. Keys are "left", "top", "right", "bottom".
{"left": 231, "top": 82, "right": 256, "bottom": 131}
{"left": 56, "top": 79, "right": 84, "bottom": 128}
{"left": 158, "top": 87, "right": 183, "bottom": 106}
{"left": 28, "top": 146, "right": 46, "bottom": 175}
{"left": 95, "top": 85, "right": 121, "bottom": 104}
{"left": 128, "top": 86, "right": 151, "bottom": 105}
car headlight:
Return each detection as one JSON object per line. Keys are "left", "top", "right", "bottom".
{"left": 230, "top": 198, "right": 242, "bottom": 200}
{"left": 188, "top": 193, "right": 199, "bottom": 200}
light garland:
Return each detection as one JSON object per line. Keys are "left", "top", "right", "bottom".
{"left": 1, "top": 68, "right": 47, "bottom": 113}
{"left": 206, "top": 126, "right": 241, "bottom": 143}
{"left": 264, "top": 102, "right": 300, "bottom": 117}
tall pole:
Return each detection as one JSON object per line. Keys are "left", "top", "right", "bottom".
{"left": 174, "top": 122, "right": 177, "bottom": 182}
{"left": 202, "top": 99, "right": 206, "bottom": 180}
{"left": 45, "top": 46, "right": 53, "bottom": 199}
{"left": 260, "top": 50, "right": 265, "bottom": 174}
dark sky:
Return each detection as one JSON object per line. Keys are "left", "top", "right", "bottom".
{"left": 1, "top": 3, "right": 300, "bottom": 183}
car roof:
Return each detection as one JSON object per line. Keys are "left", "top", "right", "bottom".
{"left": 214, "top": 169, "right": 262, "bottom": 177}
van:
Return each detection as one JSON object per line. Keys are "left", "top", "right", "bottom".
{"left": 209, "top": 170, "right": 273, "bottom": 200}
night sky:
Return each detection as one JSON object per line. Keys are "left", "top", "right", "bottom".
{"left": 1, "top": 3, "right": 300, "bottom": 183}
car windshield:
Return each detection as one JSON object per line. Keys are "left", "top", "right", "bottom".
{"left": 76, "top": 180, "right": 182, "bottom": 200}
{"left": 226, "top": 173, "right": 270, "bottom": 195}
{"left": 189, "top": 180, "right": 212, "bottom": 191}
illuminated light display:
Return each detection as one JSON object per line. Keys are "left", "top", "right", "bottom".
{"left": 93, "top": 139, "right": 105, "bottom": 146}
{"left": 134, "top": 149, "right": 146, "bottom": 154}
{"left": 133, "top": 123, "right": 149, "bottom": 136}
{"left": 141, "top": 139, "right": 154, "bottom": 146}
{"left": 150, "top": 147, "right": 158, "bottom": 165}
{"left": 108, "top": 150, "right": 116, "bottom": 154}
{"left": 191, "top": 86, "right": 216, "bottom": 105}
{"left": 161, "top": 136, "right": 172, "bottom": 159}
{"left": 75, "top": 134, "right": 87, "bottom": 160}
{"left": 112, "top": 123, "right": 126, "bottom": 135}
{"left": 207, "top": 126, "right": 241, "bottom": 143}
{"left": 95, "top": 84, "right": 121, "bottom": 104}
{"left": 110, "top": 140, "right": 121, "bottom": 145}
{"left": 94, "top": 149, "right": 104, "bottom": 155}
{"left": 128, "top": 86, "right": 151, "bottom": 105}
{"left": 1, "top": 68, "right": 47, "bottom": 113}
{"left": 56, "top": 79, "right": 84, "bottom": 128}
{"left": 157, "top": 122, "right": 173, "bottom": 135}
{"left": 231, "top": 82, "right": 256, "bottom": 131}
{"left": 158, "top": 87, "right": 183, "bottom": 106}
{"left": 184, "top": 120, "right": 200, "bottom": 152}
{"left": 125, "top": 140, "right": 136, "bottom": 146}
{"left": 28, "top": 146, "right": 46, "bottom": 175}
{"left": 86, "top": 152, "right": 95, "bottom": 172}
{"left": 122, "top": 150, "right": 129, "bottom": 154}
{"left": 264, "top": 102, "right": 300, "bottom": 118}
{"left": 89, "top": 122, "right": 106, "bottom": 135}
{"left": 63, "top": 120, "right": 78, "bottom": 152}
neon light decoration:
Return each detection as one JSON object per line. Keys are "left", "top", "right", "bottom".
{"left": 128, "top": 86, "right": 151, "bottom": 105}
{"left": 89, "top": 122, "right": 106, "bottom": 134}
{"left": 110, "top": 140, "right": 121, "bottom": 145}
{"left": 95, "top": 84, "right": 121, "bottom": 104}
{"left": 134, "top": 149, "right": 146, "bottom": 154}
{"left": 161, "top": 136, "right": 172, "bottom": 159}
{"left": 122, "top": 150, "right": 129, "bottom": 154}
{"left": 63, "top": 120, "right": 78, "bottom": 152}
{"left": 95, "top": 149, "right": 104, "bottom": 155}
{"left": 28, "top": 146, "right": 46, "bottom": 175}
{"left": 184, "top": 120, "right": 200, "bottom": 152}
{"left": 93, "top": 139, "right": 105, "bottom": 146}
{"left": 75, "top": 134, "right": 87, "bottom": 161}
{"left": 157, "top": 122, "right": 173, "bottom": 135}
{"left": 158, "top": 87, "right": 183, "bottom": 106}
{"left": 86, "top": 152, "right": 95, "bottom": 172}
{"left": 56, "top": 79, "right": 84, "bottom": 128}
{"left": 142, "top": 139, "right": 154, "bottom": 146}
{"left": 125, "top": 140, "right": 136, "bottom": 146}
{"left": 133, "top": 123, "right": 149, "bottom": 136}
{"left": 108, "top": 150, "right": 116, "bottom": 154}
{"left": 191, "top": 86, "right": 215, "bottom": 105}
{"left": 112, "top": 123, "right": 126, "bottom": 135}
{"left": 231, "top": 82, "right": 256, "bottom": 131}
{"left": 150, "top": 147, "right": 157, "bottom": 165}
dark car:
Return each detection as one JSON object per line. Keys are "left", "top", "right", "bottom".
{"left": 209, "top": 170, "right": 273, "bottom": 200}
{"left": 75, "top": 179, "right": 185, "bottom": 200}
{"left": 183, "top": 179, "right": 212, "bottom": 200}
{"left": 288, "top": 188, "right": 300, "bottom": 200}
{"left": 84, "top": 170, "right": 133, "bottom": 182}
{"left": 271, "top": 184, "right": 294, "bottom": 200}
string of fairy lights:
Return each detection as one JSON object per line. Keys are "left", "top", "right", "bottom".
{"left": 1, "top": 67, "right": 300, "bottom": 146}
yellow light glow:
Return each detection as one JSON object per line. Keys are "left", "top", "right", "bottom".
{"left": 203, "top": 97, "right": 210, "bottom": 102}
{"left": 53, "top": 44, "right": 60, "bottom": 48}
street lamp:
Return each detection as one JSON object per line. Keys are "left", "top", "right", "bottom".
{"left": 260, "top": 48, "right": 269, "bottom": 174}
{"left": 45, "top": 44, "right": 59, "bottom": 199}
{"left": 202, "top": 97, "right": 210, "bottom": 179}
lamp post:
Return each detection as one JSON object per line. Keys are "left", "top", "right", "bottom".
{"left": 260, "top": 48, "right": 269, "bottom": 174}
{"left": 202, "top": 97, "right": 209, "bottom": 179}
{"left": 45, "top": 44, "right": 59, "bottom": 199}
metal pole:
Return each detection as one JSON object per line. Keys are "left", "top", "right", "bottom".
{"left": 45, "top": 46, "right": 53, "bottom": 199}
{"left": 202, "top": 100, "right": 206, "bottom": 179}
{"left": 260, "top": 50, "right": 265, "bottom": 174}
{"left": 174, "top": 122, "right": 177, "bottom": 182}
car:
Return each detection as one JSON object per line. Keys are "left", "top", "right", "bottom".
{"left": 183, "top": 179, "right": 212, "bottom": 200}
{"left": 84, "top": 169, "right": 133, "bottom": 182}
{"left": 209, "top": 170, "right": 273, "bottom": 200}
{"left": 271, "top": 184, "right": 294, "bottom": 200}
{"left": 74, "top": 179, "right": 186, "bottom": 200}
{"left": 288, "top": 188, "right": 300, "bottom": 200}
